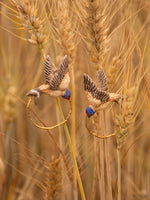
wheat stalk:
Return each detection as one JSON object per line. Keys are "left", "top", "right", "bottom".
{"left": 56, "top": 98, "right": 86, "bottom": 200}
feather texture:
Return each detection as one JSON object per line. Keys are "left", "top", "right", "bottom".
{"left": 84, "top": 73, "right": 110, "bottom": 103}
{"left": 96, "top": 66, "right": 108, "bottom": 91}
{"left": 49, "top": 55, "right": 68, "bottom": 90}
{"left": 44, "top": 55, "right": 55, "bottom": 84}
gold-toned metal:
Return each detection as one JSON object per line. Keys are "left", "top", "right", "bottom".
{"left": 27, "top": 97, "right": 72, "bottom": 130}
{"left": 85, "top": 116, "right": 115, "bottom": 139}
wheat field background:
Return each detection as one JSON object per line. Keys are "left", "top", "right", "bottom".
{"left": 0, "top": 0, "right": 150, "bottom": 200}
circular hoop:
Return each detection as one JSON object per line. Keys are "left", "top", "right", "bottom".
{"left": 85, "top": 116, "right": 116, "bottom": 139}
{"left": 27, "top": 97, "right": 72, "bottom": 130}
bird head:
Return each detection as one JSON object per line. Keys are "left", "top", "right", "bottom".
{"left": 26, "top": 88, "right": 42, "bottom": 105}
{"left": 62, "top": 89, "right": 71, "bottom": 100}
{"left": 86, "top": 106, "right": 95, "bottom": 118}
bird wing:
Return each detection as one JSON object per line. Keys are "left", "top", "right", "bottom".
{"left": 84, "top": 73, "right": 110, "bottom": 103}
{"left": 96, "top": 66, "right": 108, "bottom": 91}
{"left": 49, "top": 55, "right": 68, "bottom": 90}
{"left": 44, "top": 55, "right": 55, "bottom": 84}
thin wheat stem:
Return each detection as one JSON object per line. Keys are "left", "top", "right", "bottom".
{"left": 91, "top": 135, "right": 98, "bottom": 200}
{"left": 103, "top": 110, "right": 113, "bottom": 200}
{"left": 98, "top": 112, "right": 105, "bottom": 200}
{"left": 71, "top": 65, "right": 77, "bottom": 191}
{"left": 117, "top": 143, "right": 121, "bottom": 200}
{"left": 38, "top": 45, "right": 45, "bottom": 60}
{"left": 31, "top": 48, "right": 45, "bottom": 88}
{"left": 56, "top": 103, "right": 65, "bottom": 200}
{"left": 71, "top": 67, "right": 78, "bottom": 200}
{"left": 56, "top": 97, "right": 86, "bottom": 200}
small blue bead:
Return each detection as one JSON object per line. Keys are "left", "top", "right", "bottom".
{"left": 62, "top": 89, "right": 71, "bottom": 99}
{"left": 86, "top": 107, "right": 95, "bottom": 117}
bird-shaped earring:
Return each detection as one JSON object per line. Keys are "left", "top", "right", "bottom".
{"left": 27, "top": 55, "right": 71, "bottom": 104}
{"left": 26, "top": 55, "right": 72, "bottom": 130}
{"left": 84, "top": 66, "right": 121, "bottom": 118}
{"left": 84, "top": 66, "right": 121, "bottom": 139}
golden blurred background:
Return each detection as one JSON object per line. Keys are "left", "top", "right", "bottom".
{"left": 0, "top": 0, "right": 150, "bottom": 199}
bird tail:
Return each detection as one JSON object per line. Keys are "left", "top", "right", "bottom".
{"left": 110, "top": 93, "right": 123, "bottom": 104}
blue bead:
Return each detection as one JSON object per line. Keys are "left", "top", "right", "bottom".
{"left": 86, "top": 107, "right": 95, "bottom": 117}
{"left": 62, "top": 89, "right": 71, "bottom": 99}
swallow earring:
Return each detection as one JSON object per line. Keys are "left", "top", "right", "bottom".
{"left": 84, "top": 66, "right": 122, "bottom": 139}
{"left": 26, "top": 55, "right": 72, "bottom": 130}
{"left": 27, "top": 55, "right": 71, "bottom": 103}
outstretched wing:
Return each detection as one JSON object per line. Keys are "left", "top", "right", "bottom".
{"left": 96, "top": 67, "right": 108, "bottom": 91}
{"left": 49, "top": 55, "right": 68, "bottom": 90}
{"left": 44, "top": 55, "right": 55, "bottom": 84}
{"left": 84, "top": 73, "right": 109, "bottom": 103}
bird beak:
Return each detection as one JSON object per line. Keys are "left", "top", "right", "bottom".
{"left": 88, "top": 113, "right": 92, "bottom": 118}
{"left": 34, "top": 96, "right": 38, "bottom": 105}
{"left": 26, "top": 89, "right": 41, "bottom": 105}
